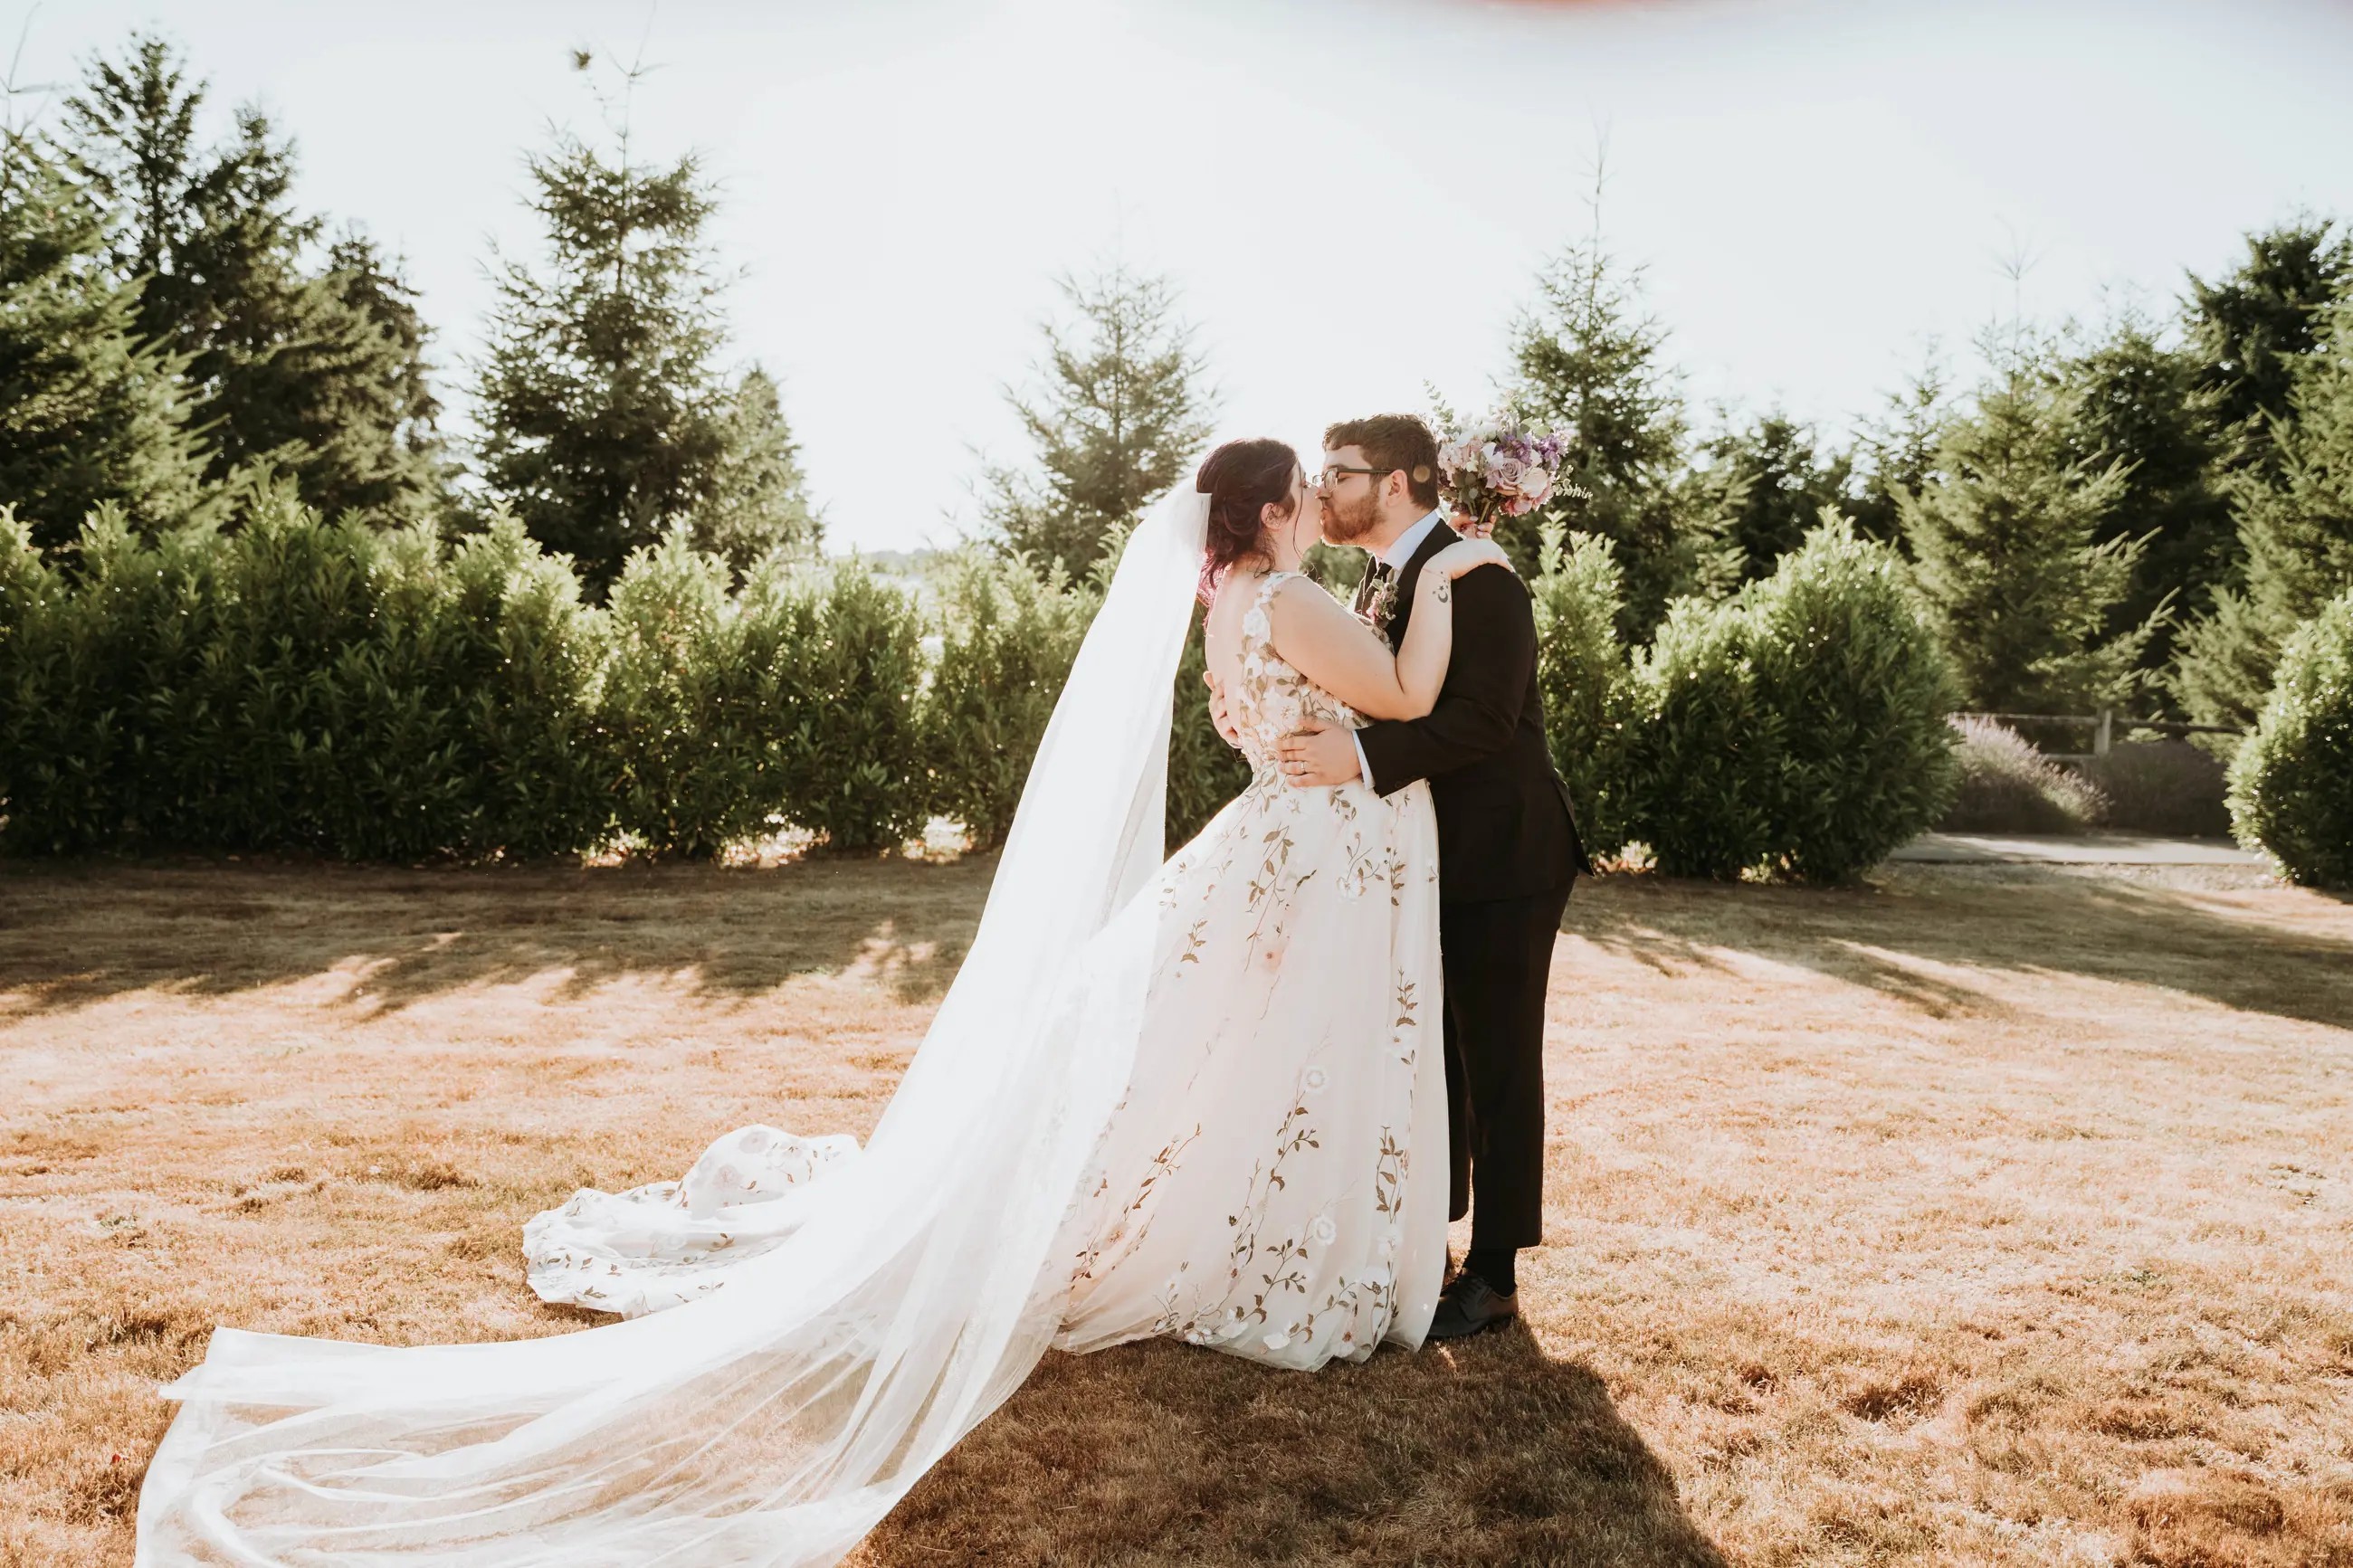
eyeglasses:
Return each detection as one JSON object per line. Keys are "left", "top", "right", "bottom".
{"left": 1310, "top": 465, "right": 1395, "bottom": 489}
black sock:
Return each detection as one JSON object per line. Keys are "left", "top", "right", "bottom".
{"left": 1463, "top": 1247, "right": 1516, "bottom": 1295}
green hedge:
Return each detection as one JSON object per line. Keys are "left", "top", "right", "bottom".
{"left": 0, "top": 487, "right": 614, "bottom": 858}
{"left": 2229, "top": 590, "right": 2353, "bottom": 889}
{"left": 1529, "top": 526, "right": 1634, "bottom": 860}
{"left": 918, "top": 549, "right": 1095, "bottom": 850}
{"left": 0, "top": 499, "right": 1963, "bottom": 875}
{"left": 0, "top": 495, "right": 1259, "bottom": 860}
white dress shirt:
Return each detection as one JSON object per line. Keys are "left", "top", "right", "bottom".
{"left": 1350, "top": 509, "right": 1450, "bottom": 785}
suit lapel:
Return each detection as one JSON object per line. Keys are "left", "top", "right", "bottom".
{"left": 1385, "top": 521, "right": 1456, "bottom": 650}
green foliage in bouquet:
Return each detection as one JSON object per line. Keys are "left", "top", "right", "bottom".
{"left": 1527, "top": 525, "right": 1634, "bottom": 859}
{"left": 919, "top": 549, "right": 1099, "bottom": 850}
{"left": 775, "top": 560, "right": 929, "bottom": 853}
{"left": 2228, "top": 590, "right": 2353, "bottom": 889}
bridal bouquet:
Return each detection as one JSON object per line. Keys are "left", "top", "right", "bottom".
{"left": 1436, "top": 416, "right": 1570, "bottom": 527}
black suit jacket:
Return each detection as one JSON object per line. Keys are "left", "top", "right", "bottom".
{"left": 1354, "top": 525, "right": 1589, "bottom": 902}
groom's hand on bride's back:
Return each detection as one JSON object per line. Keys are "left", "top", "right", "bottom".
{"left": 1205, "top": 670, "right": 1243, "bottom": 748}
{"left": 1278, "top": 721, "right": 1360, "bottom": 788}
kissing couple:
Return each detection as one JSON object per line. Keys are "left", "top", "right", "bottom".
{"left": 135, "top": 413, "right": 1589, "bottom": 1565}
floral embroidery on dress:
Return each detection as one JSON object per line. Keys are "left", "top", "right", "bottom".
{"left": 1039, "top": 566, "right": 1448, "bottom": 1371}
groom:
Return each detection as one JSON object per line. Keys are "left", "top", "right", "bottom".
{"left": 1278, "top": 413, "right": 1587, "bottom": 1341}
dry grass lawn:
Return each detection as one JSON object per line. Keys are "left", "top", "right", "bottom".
{"left": 2, "top": 855, "right": 2349, "bottom": 1566}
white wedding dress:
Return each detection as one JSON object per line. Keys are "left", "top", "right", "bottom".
{"left": 135, "top": 497, "right": 1446, "bottom": 1565}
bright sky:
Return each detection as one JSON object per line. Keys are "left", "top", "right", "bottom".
{"left": 12, "top": 0, "right": 2352, "bottom": 554}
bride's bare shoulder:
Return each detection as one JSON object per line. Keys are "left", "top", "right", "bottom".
{"left": 1262, "top": 574, "right": 1371, "bottom": 659}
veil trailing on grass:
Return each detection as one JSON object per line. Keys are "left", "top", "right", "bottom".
{"left": 135, "top": 481, "right": 1214, "bottom": 1565}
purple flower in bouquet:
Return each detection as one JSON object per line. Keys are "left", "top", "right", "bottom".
{"left": 1436, "top": 414, "right": 1574, "bottom": 526}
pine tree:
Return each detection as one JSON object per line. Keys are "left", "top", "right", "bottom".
{"left": 2185, "top": 217, "right": 2353, "bottom": 480}
{"left": 1502, "top": 229, "right": 1698, "bottom": 635}
{"left": 682, "top": 366, "right": 823, "bottom": 577}
{"left": 1903, "top": 341, "right": 2153, "bottom": 712}
{"left": 473, "top": 52, "right": 808, "bottom": 594}
{"left": 62, "top": 32, "right": 444, "bottom": 519}
{"left": 2174, "top": 302, "right": 2353, "bottom": 729}
{"left": 0, "top": 127, "right": 204, "bottom": 546}
{"left": 1689, "top": 411, "right": 1853, "bottom": 586}
{"left": 2056, "top": 313, "right": 2231, "bottom": 679}
{"left": 1847, "top": 354, "right": 1953, "bottom": 549}
{"left": 982, "top": 260, "right": 1212, "bottom": 582}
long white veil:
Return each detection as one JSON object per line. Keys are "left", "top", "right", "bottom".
{"left": 136, "top": 480, "right": 1215, "bottom": 1565}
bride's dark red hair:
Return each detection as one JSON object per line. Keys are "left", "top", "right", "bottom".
{"left": 1196, "top": 438, "right": 1300, "bottom": 605}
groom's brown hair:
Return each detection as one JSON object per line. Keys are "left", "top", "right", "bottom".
{"left": 1323, "top": 414, "right": 1440, "bottom": 510}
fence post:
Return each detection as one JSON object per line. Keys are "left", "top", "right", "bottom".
{"left": 2095, "top": 708, "right": 2112, "bottom": 758}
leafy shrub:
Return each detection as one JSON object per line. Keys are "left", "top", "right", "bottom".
{"left": 194, "top": 484, "right": 466, "bottom": 856}
{"left": 425, "top": 515, "right": 613, "bottom": 856}
{"left": 919, "top": 549, "right": 1097, "bottom": 848}
{"left": 0, "top": 485, "right": 617, "bottom": 860}
{"left": 1529, "top": 526, "right": 1634, "bottom": 858}
{"left": 1744, "top": 522, "right": 1958, "bottom": 881}
{"left": 600, "top": 534, "right": 797, "bottom": 859}
{"left": 2075, "top": 740, "right": 2229, "bottom": 837}
{"left": 0, "top": 504, "right": 226, "bottom": 854}
{"left": 2229, "top": 591, "right": 2353, "bottom": 888}
{"left": 1939, "top": 716, "right": 2111, "bottom": 832}
{"left": 0, "top": 508, "right": 62, "bottom": 837}
{"left": 1624, "top": 594, "right": 1780, "bottom": 879}
{"left": 1625, "top": 522, "right": 1956, "bottom": 880}
{"left": 773, "top": 558, "right": 929, "bottom": 852}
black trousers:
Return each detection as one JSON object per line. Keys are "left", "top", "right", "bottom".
{"left": 1441, "top": 879, "right": 1574, "bottom": 1251}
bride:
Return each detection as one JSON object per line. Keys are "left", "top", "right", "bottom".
{"left": 135, "top": 439, "right": 1511, "bottom": 1565}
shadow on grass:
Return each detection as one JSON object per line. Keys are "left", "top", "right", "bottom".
{"left": 863, "top": 1325, "right": 1727, "bottom": 1568}
{"left": 7, "top": 857, "right": 2348, "bottom": 1036}
{"left": 1568, "top": 864, "right": 2353, "bottom": 1032}
{"left": 0, "top": 856, "right": 996, "bottom": 1017}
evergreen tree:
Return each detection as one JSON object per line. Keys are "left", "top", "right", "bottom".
{"left": 318, "top": 231, "right": 449, "bottom": 508}
{"left": 1689, "top": 410, "right": 1853, "bottom": 586}
{"left": 2184, "top": 217, "right": 2353, "bottom": 479}
{"left": 1502, "top": 231, "right": 1698, "bottom": 634}
{"left": 473, "top": 53, "right": 813, "bottom": 595}
{"left": 2174, "top": 302, "right": 2353, "bottom": 729}
{"left": 0, "top": 127, "right": 204, "bottom": 546}
{"left": 981, "top": 261, "right": 1212, "bottom": 581}
{"left": 2056, "top": 313, "right": 2232, "bottom": 679}
{"left": 62, "top": 32, "right": 444, "bottom": 519}
{"left": 682, "top": 366, "right": 823, "bottom": 577}
{"left": 1902, "top": 342, "right": 2153, "bottom": 712}
{"left": 1847, "top": 354, "right": 1952, "bottom": 549}
{"left": 472, "top": 129, "right": 728, "bottom": 593}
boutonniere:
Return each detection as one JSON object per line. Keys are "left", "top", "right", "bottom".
{"left": 1360, "top": 571, "right": 1401, "bottom": 635}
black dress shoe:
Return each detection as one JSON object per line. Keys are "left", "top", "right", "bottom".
{"left": 1426, "top": 1271, "right": 1517, "bottom": 1341}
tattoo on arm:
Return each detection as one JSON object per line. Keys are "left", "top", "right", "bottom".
{"left": 1428, "top": 577, "right": 1452, "bottom": 604}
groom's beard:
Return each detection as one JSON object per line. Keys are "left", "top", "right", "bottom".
{"left": 1320, "top": 490, "right": 1381, "bottom": 546}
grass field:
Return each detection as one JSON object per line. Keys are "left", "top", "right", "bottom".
{"left": 3, "top": 854, "right": 2349, "bottom": 1566}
